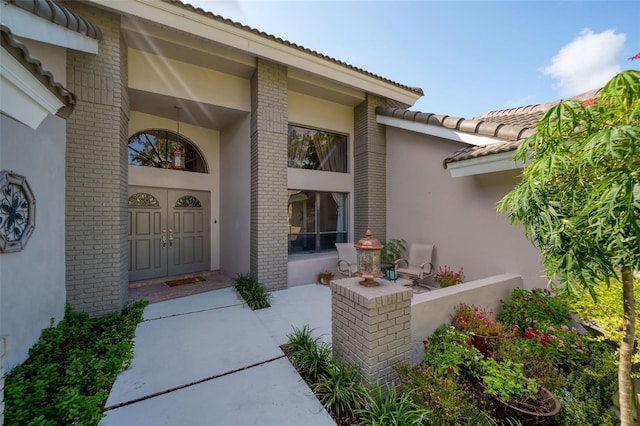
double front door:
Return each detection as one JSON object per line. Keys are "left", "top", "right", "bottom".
{"left": 128, "top": 186, "right": 210, "bottom": 281}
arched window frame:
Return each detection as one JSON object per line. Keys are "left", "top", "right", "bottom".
{"left": 128, "top": 129, "right": 209, "bottom": 173}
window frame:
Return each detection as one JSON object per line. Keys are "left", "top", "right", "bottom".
{"left": 287, "top": 123, "right": 349, "bottom": 174}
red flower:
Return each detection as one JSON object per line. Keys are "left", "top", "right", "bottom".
{"left": 582, "top": 98, "right": 597, "bottom": 107}
{"left": 629, "top": 52, "right": 640, "bottom": 60}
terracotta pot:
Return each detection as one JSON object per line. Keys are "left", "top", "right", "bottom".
{"left": 471, "top": 335, "right": 499, "bottom": 357}
{"left": 495, "top": 386, "right": 561, "bottom": 426}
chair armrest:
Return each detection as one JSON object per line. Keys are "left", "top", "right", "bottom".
{"left": 337, "top": 259, "right": 352, "bottom": 277}
{"left": 394, "top": 258, "right": 408, "bottom": 270}
{"left": 420, "top": 262, "right": 434, "bottom": 276}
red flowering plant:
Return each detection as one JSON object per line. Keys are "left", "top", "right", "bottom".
{"left": 433, "top": 265, "right": 464, "bottom": 287}
{"left": 496, "top": 287, "right": 571, "bottom": 331}
{"left": 450, "top": 304, "right": 508, "bottom": 338}
{"left": 517, "top": 323, "right": 594, "bottom": 369}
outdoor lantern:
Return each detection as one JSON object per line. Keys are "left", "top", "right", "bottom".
{"left": 354, "top": 227, "right": 384, "bottom": 287}
{"left": 172, "top": 145, "right": 185, "bottom": 170}
{"left": 386, "top": 267, "right": 397, "bottom": 282}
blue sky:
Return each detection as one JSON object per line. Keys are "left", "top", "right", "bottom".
{"left": 190, "top": 0, "right": 640, "bottom": 119}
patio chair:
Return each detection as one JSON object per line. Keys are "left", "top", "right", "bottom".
{"left": 335, "top": 243, "right": 358, "bottom": 277}
{"left": 394, "top": 243, "right": 435, "bottom": 288}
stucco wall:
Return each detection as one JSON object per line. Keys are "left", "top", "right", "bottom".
{"left": 410, "top": 273, "right": 523, "bottom": 364}
{"left": 0, "top": 114, "right": 66, "bottom": 371}
{"left": 220, "top": 115, "right": 251, "bottom": 277}
{"left": 386, "top": 127, "right": 546, "bottom": 288}
{"left": 128, "top": 111, "right": 221, "bottom": 270}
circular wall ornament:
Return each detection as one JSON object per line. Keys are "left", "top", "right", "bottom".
{"left": 0, "top": 171, "right": 36, "bottom": 253}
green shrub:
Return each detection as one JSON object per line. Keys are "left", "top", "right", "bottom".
{"left": 3, "top": 300, "right": 147, "bottom": 426}
{"left": 558, "top": 277, "right": 640, "bottom": 365}
{"left": 552, "top": 344, "right": 618, "bottom": 426}
{"left": 480, "top": 358, "right": 538, "bottom": 404}
{"left": 312, "top": 363, "right": 368, "bottom": 420}
{"left": 396, "top": 364, "right": 495, "bottom": 425}
{"left": 233, "top": 273, "right": 271, "bottom": 310}
{"left": 285, "top": 325, "right": 332, "bottom": 383}
{"left": 423, "top": 325, "right": 481, "bottom": 378}
{"left": 497, "top": 288, "right": 571, "bottom": 331}
{"left": 355, "top": 384, "right": 431, "bottom": 426}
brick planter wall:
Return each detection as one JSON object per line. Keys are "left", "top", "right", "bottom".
{"left": 330, "top": 278, "right": 412, "bottom": 388}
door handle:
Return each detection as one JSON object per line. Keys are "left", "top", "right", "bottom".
{"left": 162, "top": 235, "right": 167, "bottom": 248}
{"left": 169, "top": 235, "right": 173, "bottom": 247}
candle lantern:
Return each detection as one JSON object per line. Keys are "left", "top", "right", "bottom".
{"left": 173, "top": 145, "right": 185, "bottom": 170}
{"left": 354, "top": 227, "right": 384, "bottom": 287}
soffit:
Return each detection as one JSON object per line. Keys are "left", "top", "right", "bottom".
{"left": 0, "top": 24, "right": 76, "bottom": 116}
{"left": 88, "top": 0, "right": 422, "bottom": 106}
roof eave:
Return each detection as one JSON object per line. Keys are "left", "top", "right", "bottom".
{"left": 84, "top": 0, "right": 422, "bottom": 105}
{"left": 446, "top": 151, "right": 523, "bottom": 177}
{"left": 376, "top": 115, "right": 505, "bottom": 147}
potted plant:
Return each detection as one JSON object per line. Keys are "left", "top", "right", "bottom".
{"left": 433, "top": 265, "right": 464, "bottom": 287}
{"left": 380, "top": 238, "right": 406, "bottom": 273}
{"left": 481, "top": 358, "right": 561, "bottom": 425}
{"left": 451, "top": 304, "right": 508, "bottom": 356}
{"left": 316, "top": 269, "right": 335, "bottom": 285}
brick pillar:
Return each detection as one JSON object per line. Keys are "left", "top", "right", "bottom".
{"left": 250, "top": 59, "right": 288, "bottom": 291}
{"left": 354, "top": 94, "right": 388, "bottom": 242}
{"left": 331, "top": 278, "right": 412, "bottom": 388}
{"left": 65, "top": 4, "right": 130, "bottom": 316}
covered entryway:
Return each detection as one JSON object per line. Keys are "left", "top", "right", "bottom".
{"left": 128, "top": 186, "right": 210, "bottom": 281}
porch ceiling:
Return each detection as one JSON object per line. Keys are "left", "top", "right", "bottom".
{"left": 129, "top": 88, "right": 248, "bottom": 130}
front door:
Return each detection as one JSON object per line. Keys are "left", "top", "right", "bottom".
{"left": 128, "top": 186, "right": 210, "bottom": 281}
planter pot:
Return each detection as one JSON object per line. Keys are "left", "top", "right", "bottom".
{"left": 471, "top": 335, "right": 499, "bottom": 357}
{"left": 495, "top": 386, "right": 561, "bottom": 426}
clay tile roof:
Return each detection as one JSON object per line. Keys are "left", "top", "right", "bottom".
{"left": 8, "top": 0, "right": 102, "bottom": 40}
{"left": 1, "top": 24, "right": 76, "bottom": 117}
{"left": 164, "top": 0, "right": 423, "bottom": 97}
{"left": 376, "top": 87, "right": 601, "bottom": 167}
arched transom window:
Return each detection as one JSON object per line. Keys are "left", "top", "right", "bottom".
{"left": 128, "top": 129, "right": 208, "bottom": 173}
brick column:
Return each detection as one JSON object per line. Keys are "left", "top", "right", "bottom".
{"left": 354, "top": 94, "right": 388, "bottom": 242}
{"left": 65, "top": 4, "right": 130, "bottom": 316}
{"left": 331, "top": 278, "right": 412, "bottom": 388}
{"left": 250, "top": 59, "right": 288, "bottom": 291}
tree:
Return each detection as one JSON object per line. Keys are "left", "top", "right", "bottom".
{"left": 498, "top": 69, "right": 640, "bottom": 426}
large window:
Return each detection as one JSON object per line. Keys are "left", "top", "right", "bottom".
{"left": 288, "top": 190, "right": 348, "bottom": 254}
{"left": 288, "top": 125, "right": 348, "bottom": 173}
{"left": 128, "top": 129, "right": 208, "bottom": 173}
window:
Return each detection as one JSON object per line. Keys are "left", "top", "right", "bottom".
{"left": 288, "top": 125, "right": 348, "bottom": 173}
{"left": 288, "top": 190, "right": 347, "bottom": 254}
{"left": 128, "top": 129, "right": 208, "bottom": 173}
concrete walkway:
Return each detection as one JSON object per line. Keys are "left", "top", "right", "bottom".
{"left": 100, "top": 284, "right": 335, "bottom": 426}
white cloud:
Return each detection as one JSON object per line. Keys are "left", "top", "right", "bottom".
{"left": 541, "top": 28, "right": 626, "bottom": 97}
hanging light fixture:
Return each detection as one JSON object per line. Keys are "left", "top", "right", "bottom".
{"left": 172, "top": 105, "right": 185, "bottom": 170}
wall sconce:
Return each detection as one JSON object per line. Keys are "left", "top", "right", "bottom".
{"left": 354, "top": 227, "right": 383, "bottom": 287}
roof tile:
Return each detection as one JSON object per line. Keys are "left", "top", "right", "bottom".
{"left": 8, "top": 0, "right": 102, "bottom": 40}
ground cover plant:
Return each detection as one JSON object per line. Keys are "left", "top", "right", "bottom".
{"left": 233, "top": 272, "right": 271, "bottom": 309}
{"left": 3, "top": 300, "right": 148, "bottom": 425}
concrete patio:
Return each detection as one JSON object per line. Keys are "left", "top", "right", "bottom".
{"left": 100, "top": 284, "right": 334, "bottom": 426}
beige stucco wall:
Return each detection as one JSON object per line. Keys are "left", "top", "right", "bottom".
{"left": 386, "top": 127, "right": 546, "bottom": 289}
{"left": 128, "top": 111, "right": 221, "bottom": 270}
{"left": 0, "top": 113, "right": 67, "bottom": 371}
{"left": 219, "top": 115, "right": 251, "bottom": 277}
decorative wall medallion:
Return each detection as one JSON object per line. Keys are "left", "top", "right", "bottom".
{"left": 175, "top": 195, "right": 202, "bottom": 208}
{"left": 0, "top": 171, "right": 36, "bottom": 253}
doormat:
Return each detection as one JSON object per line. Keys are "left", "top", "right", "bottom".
{"left": 166, "top": 276, "right": 206, "bottom": 287}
